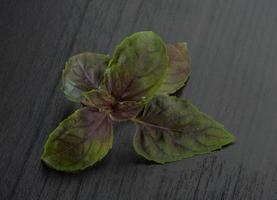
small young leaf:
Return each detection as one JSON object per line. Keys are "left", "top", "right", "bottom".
{"left": 82, "top": 89, "right": 142, "bottom": 121}
{"left": 41, "top": 107, "right": 113, "bottom": 172}
{"left": 132, "top": 95, "right": 236, "bottom": 164}
{"left": 81, "top": 89, "right": 115, "bottom": 111}
{"left": 158, "top": 43, "right": 191, "bottom": 94}
{"left": 104, "top": 31, "right": 168, "bottom": 102}
{"left": 109, "top": 101, "right": 142, "bottom": 121}
{"left": 62, "top": 52, "right": 110, "bottom": 102}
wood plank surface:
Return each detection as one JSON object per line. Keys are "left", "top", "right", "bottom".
{"left": 1, "top": 0, "right": 277, "bottom": 199}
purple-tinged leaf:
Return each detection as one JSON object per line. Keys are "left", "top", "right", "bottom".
{"left": 158, "top": 42, "right": 191, "bottom": 94}
{"left": 133, "top": 95, "right": 236, "bottom": 164}
{"left": 62, "top": 52, "right": 110, "bottom": 102}
{"left": 104, "top": 31, "right": 168, "bottom": 103}
{"left": 41, "top": 107, "right": 113, "bottom": 172}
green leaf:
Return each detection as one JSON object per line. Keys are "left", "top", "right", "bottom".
{"left": 62, "top": 52, "right": 110, "bottom": 102}
{"left": 158, "top": 42, "right": 191, "bottom": 94}
{"left": 41, "top": 107, "right": 113, "bottom": 172}
{"left": 104, "top": 31, "right": 168, "bottom": 102}
{"left": 132, "top": 95, "right": 236, "bottom": 164}
{"left": 82, "top": 89, "right": 142, "bottom": 121}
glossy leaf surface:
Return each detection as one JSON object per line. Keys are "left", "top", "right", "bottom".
{"left": 62, "top": 52, "right": 110, "bottom": 102}
{"left": 133, "top": 95, "right": 236, "bottom": 163}
{"left": 158, "top": 42, "right": 191, "bottom": 94}
{"left": 104, "top": 31, "right": 168, "bottom": 102}
{"left": 41, "top": 108, "right": 113, "bottom": 172}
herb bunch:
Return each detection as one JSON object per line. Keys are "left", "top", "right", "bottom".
{"left": 41, "top": 31, "right": 236, "bottom": 172}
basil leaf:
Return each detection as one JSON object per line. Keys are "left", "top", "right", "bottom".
{"left": 82, "top": 89, "right": 142, "bottom": 121}
{"left": 104, "top": 31, "right": 168, "bottom": 102}
{"left": 132, "top": 95, "right": 236, "bottom": 164}
{"left": 62, "top": 52, "right": 110, "bottom": 102}
{"left": 158, "top": 43, "right": 191, "bottom": 94}
{"left": 41, "top": 107, "right": 113, "bottom": 172}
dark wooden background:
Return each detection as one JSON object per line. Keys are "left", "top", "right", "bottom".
{"left": 1, "top": 0, "right": 277, "bottom": 199}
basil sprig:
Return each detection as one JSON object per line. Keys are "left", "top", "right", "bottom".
{"left": 41, "top": 31, "right": 236, "bottom": 172}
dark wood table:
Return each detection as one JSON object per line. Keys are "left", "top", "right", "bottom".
{"left": 1, "top": 0, "right": 277, "bottom": 199}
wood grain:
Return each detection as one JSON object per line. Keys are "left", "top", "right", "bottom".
{"left": 1, "top": 0, "right": 277, "bottom": 199}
